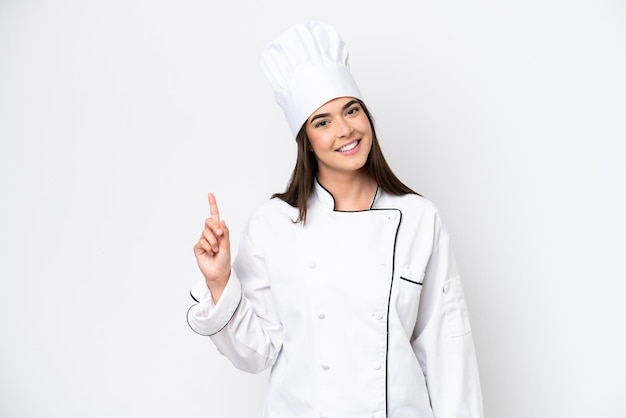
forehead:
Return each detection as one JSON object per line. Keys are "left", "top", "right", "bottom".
{"left": 308, "top": 96, "right": 357, "bottom": 118}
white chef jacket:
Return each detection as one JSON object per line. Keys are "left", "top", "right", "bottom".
{"left": 188, "top": 181, "right": 483, "bottom": 418}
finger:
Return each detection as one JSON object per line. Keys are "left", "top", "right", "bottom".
{"left": 199, "top": 238, "right": 216, "bottom": 255}
{"left": 193, "top": 238, "right": 212, "bottom": 257}
{"left": 220, "top": 220, "right": 230, "bottom": 240}
{"left": 202, "top": 228, "right": 219, "bottom": 253}
{"left": 208, "top": 193, "right": 220, "bottom": 223}
{"left": 205, "top": 217, "right": 223, "bottom": 237}
{"left": 217, "top": 220, "right": 230, "bottom": 250}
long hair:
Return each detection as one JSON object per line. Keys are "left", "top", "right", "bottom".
{"left": 272, "top": 99, "right": 419, "bottom": 223}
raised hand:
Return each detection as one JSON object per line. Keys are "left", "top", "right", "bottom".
{"left": 193, "top": 193, "right": 231, "bottom": 301}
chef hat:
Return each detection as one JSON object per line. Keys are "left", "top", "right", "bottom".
{"left": 261, "top": 21, "right": 363, "bottom": 138}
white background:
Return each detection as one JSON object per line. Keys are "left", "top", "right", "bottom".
{"left": 1, "top": 1, "right": 625, "bottom": 417}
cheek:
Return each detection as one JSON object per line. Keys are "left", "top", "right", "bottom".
{"left": 361, "top": 140, "right": 373, "bottom": 158}
{"left": 358, "top": 124, "right": 373, "bottom": 153}
{"left": 308, "top": 132, "right": 333, "bottom": 153}
{"left": 358, "top": 118, "right": 373, "bottom": 136}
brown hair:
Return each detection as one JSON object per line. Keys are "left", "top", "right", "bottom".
{"left": 272, "top": 99, "right": 419, "bottom": 223}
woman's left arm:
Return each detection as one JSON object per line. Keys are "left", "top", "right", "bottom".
{"left": 411, "top": 217, "right": 484, "bottom": 418}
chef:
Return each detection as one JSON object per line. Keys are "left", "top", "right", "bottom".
{"left": 188, "top": 21, "right": 484, "bottom": 418}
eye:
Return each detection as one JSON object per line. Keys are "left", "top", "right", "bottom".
{"left": 314, "top": 120, "right": 329, "bottom": 128}
{"left": 346, "top": 106, "right": 360, "bottom": 116}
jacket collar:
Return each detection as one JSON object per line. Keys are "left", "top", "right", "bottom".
{"left": 312, "top": 178, "right": 381, "bottom": 211}
{"left": 313, "top": 178, "right": 337, "bottom": 211}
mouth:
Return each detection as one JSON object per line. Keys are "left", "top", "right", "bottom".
{"left": 336, "top": 140, "right": 360, "bottom": 153}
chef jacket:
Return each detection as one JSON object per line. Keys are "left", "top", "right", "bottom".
{"left": 188, "top": 180, "right": 484, "bottom": 418}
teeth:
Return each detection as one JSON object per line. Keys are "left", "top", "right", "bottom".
{"left": 337, "top": 141, "right": 358, "bottom": 152}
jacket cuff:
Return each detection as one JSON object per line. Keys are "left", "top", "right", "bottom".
{"left": 187, "top": 273, "right": 242, "bottom": 336}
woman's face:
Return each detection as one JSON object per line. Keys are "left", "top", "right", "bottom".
{"left": 305, "top": 97, "right": 372, "bottom": 180}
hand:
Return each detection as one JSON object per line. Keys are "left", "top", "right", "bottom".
{"left": 193, "top": 193, "right": 231, "bottom": 301}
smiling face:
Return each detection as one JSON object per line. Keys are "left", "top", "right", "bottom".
{"left": 304, "top": 97, "right": 373, "bottom": 182}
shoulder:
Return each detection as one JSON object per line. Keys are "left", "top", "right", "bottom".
{"left": 238, "top": 197, "right": 301, "bottom": 253}
{"left": 379, "top": 192, "right": 440, "bottom": 218}
{"left": 379, "top": 192, "right": 449, "bottom": 239}
{"left": 245, "top": 197, "right": 299, "bottom": 231}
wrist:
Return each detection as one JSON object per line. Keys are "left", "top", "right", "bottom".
{"left": 206, "top": 270, "right": 231, "bottom": 303}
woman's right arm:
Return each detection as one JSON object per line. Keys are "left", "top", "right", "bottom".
{"left": 192, "top": 193, "right": 231, "bottom": 303}
{"left": 187, "top": 194, "right": 283, "bottom": 374}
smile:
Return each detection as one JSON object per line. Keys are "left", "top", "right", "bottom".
{"left": 336, "top": 140, "right": 360, "bottom": 153}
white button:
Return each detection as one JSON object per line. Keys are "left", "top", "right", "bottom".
{"left": 317, "top": 313, "right": 326, "bottom": 319}
{"left": 321, "top": 364, "right": 330, "bottom": 370}
{"left": 307, "top": 260, "right": 317, "bottom": 269}
{"left": 372, "top": 311, "right": 383, "bottom": 320}
{"left": 371, "top": 361, "right": 381, "bottom": 370}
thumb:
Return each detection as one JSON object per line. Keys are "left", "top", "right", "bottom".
{"left": 219, "top": 220, "right": 230, "bottom": 243}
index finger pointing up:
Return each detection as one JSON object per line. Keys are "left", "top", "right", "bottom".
{"left": 208, "top": 192, "right": 220, "bottom": 222}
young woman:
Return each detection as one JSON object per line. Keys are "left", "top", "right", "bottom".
{"left": 188, "top": 21, "right": 483, "bottom": 418}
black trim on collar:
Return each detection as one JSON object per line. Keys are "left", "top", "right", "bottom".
{"left": 315, "top": 178, "right": 380, "bottom": 212}
{"left": 370, "top": 185, "right": 380, "bottom": 209}
{"left": 316, "top": 179, "right": 337, "bottom": 210}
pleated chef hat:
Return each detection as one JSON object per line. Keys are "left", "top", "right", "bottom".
{"left": 261, "top": 21, "right": 363, "bottom": 138}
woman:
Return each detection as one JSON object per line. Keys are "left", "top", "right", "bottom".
{"left": 188, "top": 21, "right": 484, "bottom": 418}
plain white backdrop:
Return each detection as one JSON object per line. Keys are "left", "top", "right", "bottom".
{"left": 1, "top": 0, "right": 625, "bottom": 417}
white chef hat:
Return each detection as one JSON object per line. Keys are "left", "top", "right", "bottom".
{"left": 261, "top": 21, "right": 363, "bottom": 138}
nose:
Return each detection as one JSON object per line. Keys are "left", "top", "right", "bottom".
{"left": 335, "top": 116, "right": 353, "bottom": 138}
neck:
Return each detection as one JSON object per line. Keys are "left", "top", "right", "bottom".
{"left": 317, "top": 170, "right": 377, "bottom": 211}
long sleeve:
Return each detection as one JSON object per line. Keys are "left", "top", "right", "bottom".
{"left": 411, "top": 218, "right": 484, "bottom": 418}
{"left": 187, "top": 219, "right": 284, "bottom": 374}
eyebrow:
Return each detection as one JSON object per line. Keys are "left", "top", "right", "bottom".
{"left": 309, "top": 99, "right": 360, "bottom": 125}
